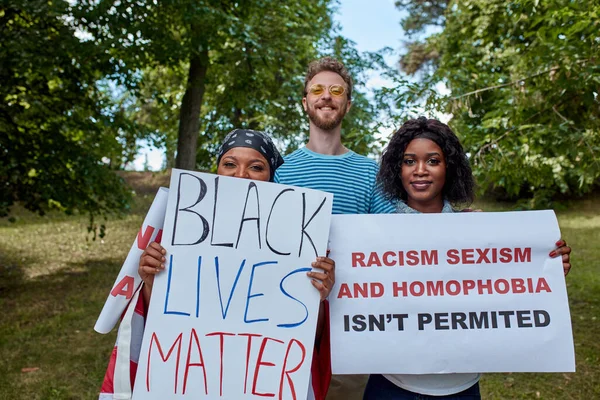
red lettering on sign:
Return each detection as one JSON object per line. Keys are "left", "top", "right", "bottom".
{"left": 205, "top": 332, "right": 235, "bottom": 396}
{"left": 351, "top": 252, "right": 365, "bottom": 267}
{"left": 110, "top": 275, "right": 135, "bottom": 299}
{"left": 183, "top": 328, "right": 208, "bottom": 395}
{"left": 278, "top": 339, "right": 306, "bottom": 400}
{"left": 146, "top": 332, "right": 183, "bottom": 392}
{"left": 137, "top": 225, "right": 156, "bottom": 250}
{"left": 252, "top": 337, "right": 284, "bottom": 397}
{"left": 238, "top": 333, "right": 263, "bottom": 394}
{"left": 155, "top": 228, "right": 163, "bottom": 244}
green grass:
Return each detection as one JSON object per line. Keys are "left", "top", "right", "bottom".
{"left": 0, "top": 172, "right": 169, "bottom": 400}
{"left": 0, "top": 173, "right": 598, "bottom": 399}
{"left": 474, "top": 196, "right": 600, "bottom": 399}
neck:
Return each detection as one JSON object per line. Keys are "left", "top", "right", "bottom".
{"left": 306, "top": 122, "right": 348, "bottom": 155}
{"left": 406, "top": 198, "right": 444, "bottom": 214}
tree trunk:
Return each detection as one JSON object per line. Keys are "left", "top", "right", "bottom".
{"left": 175, "top": 50, "right": 209, "bottom": 170}
{"left": 165, "top": 139, "right": 176, "bottom": 169}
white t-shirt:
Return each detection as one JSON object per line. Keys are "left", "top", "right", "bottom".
{"left": 383, "top": 373, "right": 480, "bottom": 396}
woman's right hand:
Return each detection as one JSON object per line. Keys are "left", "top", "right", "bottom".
{"left": 138, "top": 241, "right": 167, "bottom": 291}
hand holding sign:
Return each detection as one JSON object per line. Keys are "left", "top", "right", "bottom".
{"left": 139, "top": 242, "right": 167, "bottom": 303}
{"left": 550, "top": 239, "right": 572, "bottom": 276}
{"left": 308, "top": 256, "right": 336, "bottom": 301}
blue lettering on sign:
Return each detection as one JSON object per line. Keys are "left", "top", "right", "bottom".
{"left": 277, "top": 267, "right": 310, "bottom": 328}
{"left": 244, "top": 261, "right": 277, "bottom": 323}
{"left": 162, "top": 254, "right": 313, "bottom": 328}
{"left": 195, "top": 256, "right": 202, "bottom": 317}
{"left": 216, "top": 257, "right": 246, "bottom": 319}
{"left": 164, "top": 254, "right": 191, "bottom": 316}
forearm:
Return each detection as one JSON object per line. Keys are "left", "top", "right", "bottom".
{"left": 315, "top": 301, "right": 325, "bottom": 348}
{"left": 141, "top": 282, "right": 152, "bottom": 305}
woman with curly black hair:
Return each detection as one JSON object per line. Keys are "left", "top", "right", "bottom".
{"left": 363, "top": 117, "right": 572, "bottom": 399}
{"left": 378, "top": 116, "right": 475, "bottom": 213}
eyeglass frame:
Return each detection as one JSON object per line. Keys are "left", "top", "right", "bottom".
{"left": 304, "top": 83, "right": 347, "bottom": 98}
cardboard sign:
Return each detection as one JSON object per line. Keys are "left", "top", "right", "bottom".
{"left": 328, "top": 211, "right": 575, "bottom": 374}
{"left": 95, "top": 187, "right": 169, "bottom": 334}
{"left": 133, "top": 170, "right": 333, "bottom": 399}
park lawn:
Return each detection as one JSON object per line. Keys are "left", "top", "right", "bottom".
{"left": 0, "top": 172, "right": 168, "bottom": 400}
{"left": 474, "top": 197, "right": 600, "bottom": 399}
{"left": 0, "top": 172, "right": 598, "bottom": 399}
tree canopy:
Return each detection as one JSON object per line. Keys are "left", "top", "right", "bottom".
{"left": 74, "top": 0, "right": 337, "bottom": 170}
{"left": 1, "top": 0, "right": 132, "bottom": 224}
{"left": 394, "top": 0, "right": 600, "bottom": 206}
{"left": 80, "top": 0, "right": 391, "bottom": 172}
{"left": 3, "top": 0, "right": 395, "bottom": 221}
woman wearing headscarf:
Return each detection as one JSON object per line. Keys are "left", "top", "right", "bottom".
{"left": 215, "top": 128, "right": 284, "bottom": 181}
{"left": 100, "top": 129, "right": 334, "bottom": 400}
{"left": 139, "top": 129, "right": 334, "bottom": 303}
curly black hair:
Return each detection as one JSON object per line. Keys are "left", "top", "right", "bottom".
{"left": 378, "top": 117, "right": 475, "bottom": 207}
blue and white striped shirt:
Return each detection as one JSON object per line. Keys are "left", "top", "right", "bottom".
{"left": 274, "top": 147, "right": 395, "bottom": 215}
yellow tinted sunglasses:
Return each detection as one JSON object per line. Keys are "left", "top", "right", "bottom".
{"left": 307, "top": 84, "right": 346, "bottom": 97}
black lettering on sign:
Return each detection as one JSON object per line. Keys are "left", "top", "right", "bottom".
{"left": 343, "top": 314, "right": 409, "bottom": 332}
{"left": 265, "top": 188, "right": 294, "bottom": 256}
{"left": 298, "top": 194, "right": 327, "bottom": 258}
{"left": 236, "top": 182, "right": 261, "bottom": 249}
{"left": 211, "top": 177, "right": 233, "bottom": 247}
{"left": 172, "top": 173, "right": 209, "bottom": 246}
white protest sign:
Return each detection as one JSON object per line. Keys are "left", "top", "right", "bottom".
{"left": 328, "top": 211, "right": 575, "bottom": 374}
{"left": 133, "top": 169, "right": 333, "bottom": 400}
{"left": 95, "top": 187, "right": 169, "bottom": 334}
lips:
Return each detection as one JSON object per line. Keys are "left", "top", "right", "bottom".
{"left": 316, "top": 103, "right": 336, "bottom": 112}
{"left": 410, "top": 181, "right": 432, "bottom": 190}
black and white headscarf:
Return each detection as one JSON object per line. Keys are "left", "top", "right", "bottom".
{"left": 216, "top": 129, "right": 284, "bottom": 181}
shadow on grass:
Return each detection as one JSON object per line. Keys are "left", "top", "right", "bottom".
{"left": 0, "top": 256, "right": 123, "bottom": 399}
{"left": 0, "top": 244, "right": 36, "bottom": 300}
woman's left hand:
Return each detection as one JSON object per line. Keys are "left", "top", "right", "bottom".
{"left": 550, "top": 239, "right": 572, "bottom": 276}
{"left": 307, "top": 255, "right": 336, "bottom": 301}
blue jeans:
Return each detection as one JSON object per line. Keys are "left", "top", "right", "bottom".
{"left": 363, "top": 374, "right": 481, "bottom": 400}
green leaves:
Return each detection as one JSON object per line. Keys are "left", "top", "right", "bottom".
{"left": 75, "top": 0, "right": 341, "bottom": 170}
{"left": 393, "top": 0, "right": 600, "bottom": 207}
{"left": 1, "top": 0, "right": 132, "bottom": 221}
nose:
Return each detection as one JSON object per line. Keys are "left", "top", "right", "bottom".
{"left": 320, "top": 87, "right": 332, "bottom": 100}
{"left": 414, "top": 161, "right": 427, "bottom": 175}
{"left": 234, "top": 168, "right": 249, "bottom": 179}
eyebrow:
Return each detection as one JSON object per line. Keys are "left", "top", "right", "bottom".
{"left": 222, "top": 156, "right": 267, "bottom": 164}
{"left": 403, "top": 152, "right": 441, "bottom": 157}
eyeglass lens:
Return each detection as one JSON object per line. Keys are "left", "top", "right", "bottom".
{"left": 309, "top": 84, "right": 345, "bottom": 97}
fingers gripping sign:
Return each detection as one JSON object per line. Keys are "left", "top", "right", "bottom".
{"left": 139, "top": 241, "right": 167, "bottom": 302}
{"left": 307, "top": 250, "right": 336, "bottom": 301}
{"left": 549, "top": 239, "right": 572, "bottom": 276}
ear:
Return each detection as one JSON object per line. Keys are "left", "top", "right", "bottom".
{"left": 346, "top": 99, "right": 352, "bottom": 112}
{"left": 302, "top": 97, "right": 308, "bottom": 112}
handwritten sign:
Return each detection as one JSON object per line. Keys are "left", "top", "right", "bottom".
{"left": 328, "top": 211, "right": 575, "bottom": 374}
{"left": 95, "top": 187, "right": 169, "bottom": 334}
{"left": 133, "top": 170, "right": 333, "bottom": 399}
